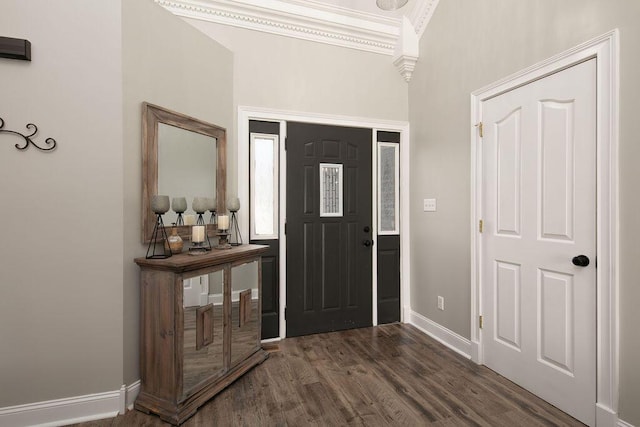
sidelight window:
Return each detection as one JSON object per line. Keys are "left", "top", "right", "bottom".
{"left": 250, "top": 133, "right": 279, "bottom": 239}
{"left": 378, "top": 142, "right": 399, "bottom": 234}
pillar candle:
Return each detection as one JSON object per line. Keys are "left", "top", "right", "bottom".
{"left": 218, "top": 215, "right": 229, "bottom": 230}
{"left": 192, "top": 225, "right": 205, "bottom": 243}
{"left": 184, "top": 214, "right": 196, "bottom": 226}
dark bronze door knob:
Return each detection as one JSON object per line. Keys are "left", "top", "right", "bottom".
{"left": 572, "top": 255, "right": 590, "bottom": 267}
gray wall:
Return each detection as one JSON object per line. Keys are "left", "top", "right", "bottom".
{"left": 122, "top": 0, "right": 234, "bottom": 384}
{"left": 408, "top": 0, "right": 639, "bottom": 424}
{"left": 0, "top": 0, "right": 124, "bottom": 406}
{"left": 180, "top": 18, "right": 410, "bottom": 199}
{"left": 185, "top": 20, "right": 409, "bottom": 121}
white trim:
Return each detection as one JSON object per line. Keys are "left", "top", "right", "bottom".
{"left": 261, "top": 336, "right": 282, "bottom": 344}
{"left": 125, "top": 381, "right": 141, "bottom": 412}
{"left": 0, "top": 381, "right": 141, "bottom": 427}
{"left": 617, "top": 418, "right": 636, "bottom": 427}
{"left": 157, "top": 0, "right": 398, "bottom": 55}
{"left": 238, "top": 106, "right": 410, "bottom": 338}
{"left": 407, "top": 0, "right": 440, "bottom": 38}
{"left": 400, "top": 127, "right": 410, "bottom": 322}
{"left": 406, "top": 309, "right": 472, "bottom": 359}
{"left": 470, "top": 30, "right": 619, "bottom": 422}
{"left": 371, "top": 131, "right": 379, "bottom": 326}
{"left": 278, "top": 120, "right": 288, "bottom": 338}
{"left": 157, "top": 0, "right": 440, "bottom": 57}
{"left": 0, "top": 391, "right": 120, "bottom": 427}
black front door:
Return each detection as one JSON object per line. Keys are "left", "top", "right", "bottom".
{"left": 286, "top": 122, "right": 373, "bottom": 337}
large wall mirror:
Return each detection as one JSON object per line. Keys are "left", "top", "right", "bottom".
{"left": 142, "top": 102, "right": 226, "bottom": 243}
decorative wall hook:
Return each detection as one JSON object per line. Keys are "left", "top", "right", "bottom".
{"left": 0, "top": 117, "right": 57, "bottom": 151}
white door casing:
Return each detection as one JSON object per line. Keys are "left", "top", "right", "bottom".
{"left": 183, "top": 275, "right": 209, "bottom": 308}
{"left": 471, "top": 31, "right": 619, "bottom": 426}
{"left": 237, "top": 107, "right": 411, "bottom": 339}
{"left": 482, "top": 59, "right": 596, "bottom": 425}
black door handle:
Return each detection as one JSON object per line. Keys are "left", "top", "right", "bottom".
{"left": 572, "top": 255, "right": 590, "bottom": 267}
{"left": 363, "top": 239, "right": 374, "bottom": 247}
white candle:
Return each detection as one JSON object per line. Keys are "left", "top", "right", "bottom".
{"left": 192, "top": 225, "right": 205, "bottom": 243}
{"left": 184, "top": 214, "right": 196, "bottom": 226}
{"left": 217, "top": 215, "right": 229, "bottom": 230}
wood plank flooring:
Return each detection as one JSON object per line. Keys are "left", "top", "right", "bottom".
{"left": 69, "top": 324, "right": 585, "bottom": 426}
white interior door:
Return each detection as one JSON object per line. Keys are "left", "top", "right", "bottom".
{"left": 481, "top": 58, "right": 596, "bottom": 425}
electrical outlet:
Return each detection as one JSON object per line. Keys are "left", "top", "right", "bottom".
{"left": 437, "top": 296, "right": 445, "bottom": 311}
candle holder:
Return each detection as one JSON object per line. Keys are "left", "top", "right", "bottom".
{"left": 216, "top": 230, "right": 232, "bottom": 250}
{"left": 192, "top": 197, "right": 212, "bottom": 251}
{"left": 227, "top": 197, "right": 243, "bottom": 246}
{"left": 189, "top": 223, "right": 209, "bottom": 255}
{"left": 207, "top": 197, "right": 217, "bottom": 225}
{"left": 172, "top": 197, "right": 187, "bottom": 226}
{"left": 147, "top": 195, "right": 172, "bottom": 259}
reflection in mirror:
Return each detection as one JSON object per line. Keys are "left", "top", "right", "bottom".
{"left": 142, "top": 102, "right": 226, "bottom": 243}
{"left": 231, "top": 260, "right": 260, "bottom": 366}
{"left": 182, "top": 270, "right": 225, "bottom": 397}
{"left": 157, "top": 123, "right": 217, "bottom": 225}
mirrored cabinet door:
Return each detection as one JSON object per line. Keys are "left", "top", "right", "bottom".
{"left": 230, "top": 259, "right": 261, "bottom": 366}
{"left": 182, "top": 269, "right": 225, "bottom": 398}
{"left": 135, "top": 245, "right": 268, "bottom": 425}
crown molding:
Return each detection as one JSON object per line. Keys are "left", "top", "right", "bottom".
{"left": 156, "top": 0, "right": 400, "bottom": 55}
{"left": 408, "top": 0, "right": 440, "bottom": 38}
{"left": 155, "top": 0, "right": 440, "bottom": 79}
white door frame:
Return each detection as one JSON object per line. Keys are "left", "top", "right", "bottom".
{"left": 470, "top": 30, "right": 619, "bottom": 425}
{"left": 238, "top": 106, "right": 411, "bottom": 340}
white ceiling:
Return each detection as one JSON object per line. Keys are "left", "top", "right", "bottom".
{"left": 289, "top": 0, "right": 418, "bottom": 19}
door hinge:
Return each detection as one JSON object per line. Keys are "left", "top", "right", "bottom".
{"left": 476, "top": 122, "right": 484, "bottom": 138}
{"left": 478, "top": 219, "right": 484, "bottom": 233}
{"left": 479, "top": 315, "right": 483, "bottom": 329}
{"left": 284, "top": 306, "right": 287, "bottom": 320}
{"left": 285, "top": 137, "right": 288, "bottom": 151}
{"left": 284, "top": 222, "right": 287, "bottom": 235}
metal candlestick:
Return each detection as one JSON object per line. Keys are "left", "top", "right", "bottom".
{"left": 146, "top": 213, "right": 172, "bottom": 259}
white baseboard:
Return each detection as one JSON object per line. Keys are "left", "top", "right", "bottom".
{"left": 405, "top": 308, "right": 472, "bottom": 359}
{"left": 0, "top": 381, "right": 141, "bottom": 427}
{"left": 618, "top": 418, "right": 636, "bottom": 427}
{"left": 124, "top": 380, "right": 141, "bottom": 411}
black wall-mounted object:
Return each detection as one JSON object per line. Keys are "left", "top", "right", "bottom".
{"left": 0, "top": 117, "right": 57, "bottom": 152}
{"left": 0, "top": 37, "right": 31, "bottom": 61}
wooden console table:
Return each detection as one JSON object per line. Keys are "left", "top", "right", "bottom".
{"left": 134, "top": 245, "right": 269, "bottom": 425}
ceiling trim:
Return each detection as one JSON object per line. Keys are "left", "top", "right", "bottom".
{"left": 156, "top": 0, "right": 400, "bottom": 55}
{"left": 155, "top": 0, "right": 440, "bottom": 81}
{"left": 407, "top": 0, "right": 439, "bottom": 38}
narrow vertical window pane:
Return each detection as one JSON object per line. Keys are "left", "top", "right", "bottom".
{"left": 379, "top": 143, "right": 399, "bottom": 233}
{"left": 254, "top": 138, "right": 275, "bottom": 236}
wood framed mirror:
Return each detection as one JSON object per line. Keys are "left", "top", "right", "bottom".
{"left": 142, "top": 102, "right": 226, "bottom": 243}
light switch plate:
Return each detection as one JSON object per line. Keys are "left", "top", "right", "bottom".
{"left": 423, "top": 198, "right": 437, "bottom": 212}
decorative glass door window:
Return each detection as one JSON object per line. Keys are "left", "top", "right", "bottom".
{"left": 320, "top": 163, "right": 343, "bottom": 217}
{"left": 378, "top": 142, "right": 399, "bottom": 234}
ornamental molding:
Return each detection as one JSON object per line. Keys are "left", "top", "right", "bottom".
{"left": 408, "top": 0, "right": 440, "bottom": 38}
{"left": 156, "top": 0, "right": 398, "bottom": 55}
{"left": 156, "top": 0, "right": 440, "bottom": 79}
{"left": 393, "top": 54, "right": 418, "bottom": 82}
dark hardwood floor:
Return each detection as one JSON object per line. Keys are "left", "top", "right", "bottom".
{"left": 70, "top": 324, "right": 585, "bottom": 426}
